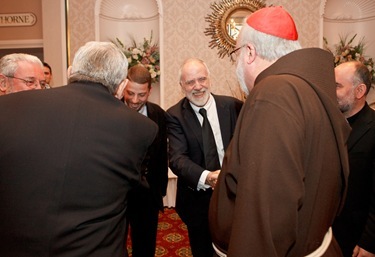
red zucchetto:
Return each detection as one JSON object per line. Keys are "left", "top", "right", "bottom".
{"left": 246, "top": 6, "right": 298, "bottom": 41}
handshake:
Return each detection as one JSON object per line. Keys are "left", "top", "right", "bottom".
{"left": 205, "top": 170, "right": 220, "bottom": 189}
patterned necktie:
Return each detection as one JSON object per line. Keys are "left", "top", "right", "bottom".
{"left": 199, "top": 108, "right": 221, "bottom": 171}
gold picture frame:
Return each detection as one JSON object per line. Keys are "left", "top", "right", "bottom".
{"left": 204, "top": 0, "right": 265, "bottom": 59}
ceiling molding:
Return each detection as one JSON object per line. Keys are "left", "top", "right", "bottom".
{"left": 99, "top": 0, "right": 158, "bottom": 20}
{"left": 324, "top": 0, "right": 375, "bottom": 21}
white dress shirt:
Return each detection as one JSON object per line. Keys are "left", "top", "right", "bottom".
{"left": 189, "top": 94, "right": 224, "bottom": 190}
{"left": 138, "top": 104, "right": 148, "bottom": 117}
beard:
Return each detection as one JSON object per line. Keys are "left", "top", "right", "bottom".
{"left": 338, "top": 98, "right": 354, "bottom": 114}
{"left": 236, "top": 60, "right": 249, "bottom": 96}
{"left": 186, "top": 89, "right": 210, "bottom": 107}
{"left": 337, "top": 88, "right": 356, "bottom": 114}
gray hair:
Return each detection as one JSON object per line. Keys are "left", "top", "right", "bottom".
{"left": 178, "top": 58, "right": 211, "bottom": 84}
{"left": 0, "top": 53, "right": 43, "bottom": 76}
{"left": 238, "top": 23, "right": 302, "bottom": 62}
{"left": 351, "top": 61, "right": 372, "bottom": 95}
{"left": 68, "top": 41, "right": 128, "bottom": 94}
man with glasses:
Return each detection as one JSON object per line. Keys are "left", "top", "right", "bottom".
{"left": 209, "top": 6, "right": 351, "bottom": 257}
{"left": 166, "top": 58, "right": 242, "bottom": 257}
{"left": 0, "top": 53, "right": 46, "bottom": 95}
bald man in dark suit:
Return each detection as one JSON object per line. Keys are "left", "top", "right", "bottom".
{"left": 166, "top": 58, "right": 242, "bottom": 257}
{"left": 333, "top": 61, "right": 375, "bottom": 257}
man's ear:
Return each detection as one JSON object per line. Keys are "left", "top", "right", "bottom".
{"left": 355, "top": 83, "right": 367, "bottom": 99}
{"left": 0, "top": 74, "right": 7, "bottom": 94}
{"left": 114, "top": 79, "right": 128, "bottom": 99}
{"left": 179, "top": 82, "right": 185, "bottom": 94}
{"left": 245, "top": 43, "right": 256, "bottom": 64}
{"left": 66, "top": 66, "right": 72, "bottom": 78}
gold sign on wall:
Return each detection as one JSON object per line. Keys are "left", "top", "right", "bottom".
{"left": 0, "top": 13, "right": 37, "bottom": 27}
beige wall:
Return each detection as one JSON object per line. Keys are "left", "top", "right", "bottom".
{"left": 67, "top": 0, "right": 322, "bottom": 109}
{"left": 162, "top": 0, "right": 322, "bottom": 109}
{"left": 1, "top": 0, "right": 323, "bottom": 109}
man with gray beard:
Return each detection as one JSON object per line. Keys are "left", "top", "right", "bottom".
{"left": 166, "top": 58, "right": 242, "bottom": 257}
{"left": 209, "top": 6, "right": 351, "bottom": 257}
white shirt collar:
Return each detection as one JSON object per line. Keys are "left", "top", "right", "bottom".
{"left": 138, "top": 104, "right": 148, "bottom": 117}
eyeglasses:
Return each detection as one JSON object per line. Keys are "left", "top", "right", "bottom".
{"left": 6, "top": 76, "right": 47, "bottom": 89}
{"left": 229, "top": 45, "right": 247, "bottom": 62}
{"left": 182, "top": 76, "right": 208, "bottom": 87}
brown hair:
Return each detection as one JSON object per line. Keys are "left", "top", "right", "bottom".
{"left": 127, "top": 64, "right": 152, "bottom": 89}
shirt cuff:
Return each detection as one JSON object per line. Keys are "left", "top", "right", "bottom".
{"left": 197, "top": 170, "right": 211, "bottom": 191}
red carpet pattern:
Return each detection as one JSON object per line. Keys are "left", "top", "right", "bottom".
{"left": 127, "top": 208, "right": 192, "bottom": 257}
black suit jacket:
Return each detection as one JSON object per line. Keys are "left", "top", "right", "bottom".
{"left": 166, "top": 94, "right": 242, "bottom": 225}
{"left": 333, "top": 103, "right": 375, "bottom": 255}
{"left": 0, "top": 82, "right": 158, "bottom": 257}
{"left": 141, "top": 101, "right": 168, "bottom": 209}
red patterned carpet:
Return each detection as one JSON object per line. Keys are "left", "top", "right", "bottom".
{"left": 127, "top": 208, "right": 192, "bottom": 257}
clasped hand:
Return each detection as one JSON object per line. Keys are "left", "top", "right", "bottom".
{"left": 206, "top": 170, "right": 220, "bottom": 189}
{"left": 352, "top": 246, "right": 375, "bottom": 257}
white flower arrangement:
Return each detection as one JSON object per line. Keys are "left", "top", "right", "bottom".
{"left": 324, "top": 34, "right": 374, "bottom": 83}
{"left": 114, "top": 32, "right": 160, "bottom": 83}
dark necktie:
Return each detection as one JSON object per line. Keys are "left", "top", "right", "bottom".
{"left": 199, "top": 108, "right": 221, "bottom": 171}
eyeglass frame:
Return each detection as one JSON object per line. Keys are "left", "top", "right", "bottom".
{"left": 229, "top": 44, "right": 248, "bottom": 62}
{"left": 5, "top": 75, "right": 47, "bottom": 89}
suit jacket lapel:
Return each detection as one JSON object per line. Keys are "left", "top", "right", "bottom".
{"left": 146, "top": 102, "right": 157, "bottom": 123}
{"left": 182, "top": 98, "right": 204, "bottom": 151}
